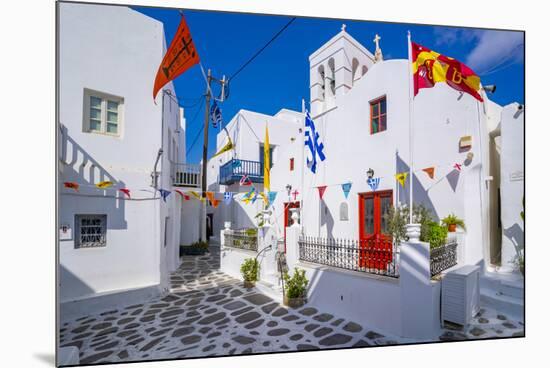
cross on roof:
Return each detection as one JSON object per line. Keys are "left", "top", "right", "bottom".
{"left": 292, "top": 189, "right": 300, "bottom": 201}
{"left": 373, "top": 34, "right": 381, "bottom": 50}
{"left": 341, "top": 24, "right": 347, "bottom": 32}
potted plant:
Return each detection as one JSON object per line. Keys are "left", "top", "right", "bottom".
{"left": 240, "top": 258, "right": 260, "bottom": 288}
{"left": 180, "top": 240, "right": 209, "bottom": 256}
{"left": 423, "top": 221, "right": 448, "bottom": 249}
{"left": 283, "top": 268, "right": 308, "bottom": 308}
{"left": 441, "top": 214, "right": 466, "bottom": 232}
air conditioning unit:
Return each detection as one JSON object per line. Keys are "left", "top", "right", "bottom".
{"left": 441, "top": 265, "right": 480, "bottom": 327}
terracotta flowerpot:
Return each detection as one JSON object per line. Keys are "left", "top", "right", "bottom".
{"left": 243, "top": 280, "right": 256, "bottom": 289}
{"left": 283, "top": 295, "right": 306, "bottom": 308}
{"left": 448, "top": 224, "right": 457, "bottom": 232}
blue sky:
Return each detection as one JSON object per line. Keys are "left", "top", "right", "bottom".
{"left": 134, "top": 7, "right": 524, "bottom": 164}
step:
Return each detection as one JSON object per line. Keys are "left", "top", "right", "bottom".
{"left": 256, "top": 279, "right": 284, "bottom": 304}
{"left": 480, "top": 287, "right": 524, "bottom": 321}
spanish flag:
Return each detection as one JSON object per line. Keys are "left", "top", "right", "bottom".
{"left": 412, "top": 42, "right": 483, "bottom": 102}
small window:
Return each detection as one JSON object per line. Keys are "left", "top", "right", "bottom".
{"left": 83, "top": 89, "right": 124, "bottom": 137}
{"left": 290, "top": 158, "right": 294, "bottom": 171}
{"left": 75, "top": 215, "right": 107, "bottom": 248}
{"left": 370, "top": 96, "right": 387, "bottom": 134}
{"left": 339, "top": 202, "right": 349, "bottom": 221}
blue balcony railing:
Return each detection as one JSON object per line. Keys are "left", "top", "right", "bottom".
{"left": 219, "top": 159, "right": 263, "bottom": 185}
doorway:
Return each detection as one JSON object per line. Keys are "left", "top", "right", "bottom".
{"left": 283, "top": 201, "right": 300, "bottom": 253}
{"left": 358, "top": 190, "right": 393, "bottom": 270}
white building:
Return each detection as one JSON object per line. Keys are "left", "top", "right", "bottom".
{"left": 58, "top": 3, "right": 201, "bottom": 317}
{"left": 212, "top": 27, "right": 524, "bottom": 336}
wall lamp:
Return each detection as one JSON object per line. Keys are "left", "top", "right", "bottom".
{"left": 483, "top": 85, "right": 497, "bottom": 94}
{"left": 367, "top": 168, "right": 375, "bottom": 179}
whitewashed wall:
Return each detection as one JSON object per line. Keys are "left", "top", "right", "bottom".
{"left": 499, "top": 103, "right": 525, "bottom": 271}
{"left": 58, "top": 3, "right": 183, "bottom": 303}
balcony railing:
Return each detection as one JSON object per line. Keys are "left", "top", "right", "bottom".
{"left": 298, "top": 236, "right": 399, "bottom": 278}
{"left": 430, "top": 240, "right": 458, "bottom": 277}
{"left": 171, "top": 162, "right": 201, "bottom": 188}
{"left": 224, "top": 229, "right": 258, "bottom": 251}
{"left": 219, "top": 159, "right": 263, "bottom": 185}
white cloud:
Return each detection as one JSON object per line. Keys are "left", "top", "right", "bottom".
{"left": 465, "top": 30, "right": 524, "bottom": 74}
{"left": 432, "top": 27, "right": 524, "bottom": 74}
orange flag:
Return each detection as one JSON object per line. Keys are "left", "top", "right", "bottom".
{"left": 422, "top": 167, "right": 435, "bottom": 179}
{"left": 153, "top": 13, "right": 200, "bottom": 101}
{"left": 205, "top": 191, "right": 215, "bottom": 204}
{"left": 211, "top": 199, "right": 221, "bottom": 208}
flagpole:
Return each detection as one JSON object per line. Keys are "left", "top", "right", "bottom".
{"left": 407, "top": 31, "right": 414, "bottom": 224}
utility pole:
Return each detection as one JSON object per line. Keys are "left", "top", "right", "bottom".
{"left": 199, "top": 69, "right": 212, "bottom": 242}
{"left": 199, "top": 69, "right": 227, "bottom": 243}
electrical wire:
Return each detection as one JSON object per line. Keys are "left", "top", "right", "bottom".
{"left": 228, "top": 17, "right": 296, "bottom": 83}
{"left": 186, "top": 96, "right": 206, "bottom": 155}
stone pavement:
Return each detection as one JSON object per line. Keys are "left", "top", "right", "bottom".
{"left": 59, "top": 247, "right": 524, "bottom": 365}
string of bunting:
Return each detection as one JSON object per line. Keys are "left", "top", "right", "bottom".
{"left": 61, "top": 160, "right": 467, "bottom": 205}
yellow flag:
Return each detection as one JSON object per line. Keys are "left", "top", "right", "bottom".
{"left": 211, "top": 138, "right": 233, "bottom": 159}
{"left": 96, "top": 181, "right": 113, "bottom": 189}
{"left": 259, "top": 191, "right": 268, "bottom": 206}
{"left": 190, "top": 191, "right": 204, "bottom": 202}
{"left": 395, "top": 172, "right": 408, "bottom": 188}
{"left": 264, "top": 125, "right": 270, "bottom": 192}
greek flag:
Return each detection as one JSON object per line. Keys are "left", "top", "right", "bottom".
{"left": 223, "top": 192, "right": 233, "bottom": 204}
{"left": 304, "top": 110, "right": 326, "bottom": 174}
{"left": 367, "top": 177, "right": 380, "bottom": 191}
{"left": 210, "top": 101, "right": 222, "bottom": 128}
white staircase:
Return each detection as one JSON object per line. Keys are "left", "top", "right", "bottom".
{"left": 480, "top": 271, "right": 524, "bottom": 321}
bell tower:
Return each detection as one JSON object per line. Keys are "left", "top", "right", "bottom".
{"left": 309, "top": 25, "right": 376, "bottom": 118}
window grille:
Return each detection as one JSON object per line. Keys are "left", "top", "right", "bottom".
{"left": 75, "top": 215, "right": 107, "bottom": 249}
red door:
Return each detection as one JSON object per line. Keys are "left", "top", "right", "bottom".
{"left": 358, "top": 190, "right": 393, "bottom": 270}
{"left": 283, "top": 201, "right": 300, "bottom": 253}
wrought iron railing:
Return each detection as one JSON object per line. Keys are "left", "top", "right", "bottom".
{"left": 224, "top": 229, "right": 258, "bottom": 251}
{"left": 171, "top": 162, "right": 201, "bottom": 188}
{"left": 219, "top": 159, "right": 263, "bottom": 185}
{"left": 298, "top": 236, "right": 399, "bottom": 278}
{"left": 430, "top": 240, "right": 458, "bottom": 277}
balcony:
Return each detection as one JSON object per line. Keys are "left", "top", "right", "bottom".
{"left": 219, "top": 159, "right": 263, "bottom": 185}
{"left": 171, "top": 162, "right": 201, "bottom": 188}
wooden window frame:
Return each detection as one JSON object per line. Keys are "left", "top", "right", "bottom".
{"left": 369, "top": 95, "right": 387, "bottom": 135}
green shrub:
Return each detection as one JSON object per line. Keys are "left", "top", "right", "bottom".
{"left": 424, "top": 221, "right": 448, "bottom": 249}
{"left": 240, "top": 258, "right": 260, "bottom": 282}
{"left": 283, "top": 268, "right": 308, "bottom": 299}
{"left": 244, "top": 228, "right": 258, "bottom": 237}
{"left": 441, "top": 213, "right": 466, "bottom": 230}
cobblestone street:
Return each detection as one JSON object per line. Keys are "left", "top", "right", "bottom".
{"left": 59, "top": 247, "right": 524, "bottom": 365}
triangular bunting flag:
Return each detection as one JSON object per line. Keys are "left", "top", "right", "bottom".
{"left": 96, "top": 181, "right": 114, "bottom": 189}
{"left": 259, "top": 192, "right": 268, "bottom": 206}
{"left": 395, "top": 172, "right": 408, "bottom": 188}
{"left": 239, "top": 175, "right": 252, "bottom": 186}
{"left": 317, "top": 185, "right": 327, "bottom": 200}
{"left": 454, "top": 163, "right": 462, "bottom": 171}
{"left": 119, "top": 188, "right": 131, "bottom": 198}
{"left": 422, "top": 167, "right": 435, "bottom": 179}
{"left": 223, "top": 192, "right": 233, "bottom": 204}
{"left": 367, "top": 177, "right": 380, "bottom": 191}
{"left": 211, "top": 199, "right": 221, "bottom": 208}
{"left": 268, "top": 191, "right": 277, "bottom": 207}
{"left": 189, "top": 191, "right": 202, "bottom": 201}
{"left": 64, "top": 182, "right": 79, "bottom": 192}
{"left": 341, "top": 182, "right": 352, "bottom": 199}
{"left": 205, "top": 191, "right": 215, "bottom": 204}
{"left": 174, "top": 189, "right": 186, "bottom": 199}
{"left": 159, "top": 189, "right": 171, "bottom": 202}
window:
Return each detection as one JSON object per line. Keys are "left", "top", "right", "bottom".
{"left": 259, "top": 144, "right": 274, "bottom": 169}
{"left": 75, "top": 215, "right": 107, "bottom": 248}
{"left": 290, "top": 158, "right": 294, "bottom": 171}
{"left": 339, "top": 202, "right": 349, "bottom": 221}
{"left": 83, "top": 89, "right": 124, "bottom": 136}
{"left": 370, "top": 96, "right": 387, "bottom": 134}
